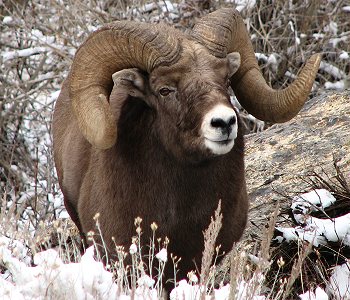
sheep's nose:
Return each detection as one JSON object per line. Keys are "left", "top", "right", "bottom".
{"left": 210, "top": 116, "right": 236, "bottom": 128}
{"left": 210, "top": 115, "right": 236, "bottom": 135}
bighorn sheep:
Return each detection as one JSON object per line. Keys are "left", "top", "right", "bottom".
{"left": 53, "top": 8, "right": 321, "bottom": 287}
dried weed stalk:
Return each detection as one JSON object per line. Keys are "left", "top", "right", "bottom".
{"left": 199, "top": 200, "right": 223, "bottom": 298}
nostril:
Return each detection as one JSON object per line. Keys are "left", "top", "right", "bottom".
{"left": 211, "top": 118, "right": 227, "bottom": 128}
{"left": 228, "top": 116, "right": 236, "bottom": 126}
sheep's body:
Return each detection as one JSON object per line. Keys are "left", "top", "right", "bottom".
{"left": 54, "top": 75, "right": 248, "bottom": 283}
{"left": 53, "top": 8, "right": 320, "bottom": 291}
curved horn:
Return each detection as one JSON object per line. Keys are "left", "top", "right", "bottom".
{"left": 70, "top": 22, "right": 182, "bottom": 149}
{"left": 191, "top": 8, "right": 321, "bottom": 123}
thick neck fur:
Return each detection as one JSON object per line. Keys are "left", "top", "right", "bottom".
{"left": 95, "top": 97, "right": 247, "bottom": 274}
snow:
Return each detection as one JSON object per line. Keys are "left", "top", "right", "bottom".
{"left": 170, "top": 280, "right": 201, "bottom": 300}
{"left": 325, "top": 80, "right": 346, "bottom": 91}
{"left": 0, "top": 237, "right": 30, "bottom": 266}
{"left": 267, "top": 53, "right": 279, "bottom": 73}
{"left": 311, "top": 213, "right": 350, "bottom": 245}
{"left": 274, "top": 226, "right": 328, "bottom": 247}
{"left": 138, "top": 275, "right": 156, "bottom": 289}
{"left": 132, "top": 1, "right": 177, "bottom": 16}
{"left": 275, "top": 189, "right": 350, "bottom": 247}
{"left": 0, "top": 237, "right": 272, "bottom": 299}
{"left": 155, "top": 248, "right": 168, "bottom": 263}
{"left": 170, "top": 281, "right": 235, "bottom": 300}
{"left": 0, "top": 245, "right": 119, "bottom": 299}
{"left": 339, "top": 51, "right": 349, "bottom": 60}
{"left": 324, "top": 21, "right": 338, "bottom": 35}
{"left": 2, "top": 16, "right": 13, "bottom": 25}
{"left": 299, "top": 287, "right": 329, "bottom": 300}
{"left": 327, "top": 263, "right": 350, "bottom": 299}
{"left": 343, "top": 6, "right": 350, "bottom": 12}
{"left": 0, "top": 236, "right": 269, "bottom": 299}
{"left": 320, "top": 61, "right": 345, "bottom": 80}
{"left": 291, "top": 189, "right": 336, "bottom": 222}
{"left": 275, "top": 189, "right": 350, "bottom": 298}
{"left": 187, "top": 272, "right": 198, "bottom": 284}
{"left": 228, "top": 0, "right": 257, "bottom": 12}
{"left": 313, "top": 33, "right": 325, "bottom": 40}
{"left": 255, "top": 53, "right": 268, "bottom": 63}
{"left": 2, "top": 47, "right": 48, "bottom": 62}
{"left": 129, "top": 243, "right": 138, "bottom": 254}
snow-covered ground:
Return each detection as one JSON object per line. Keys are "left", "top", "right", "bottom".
{"left": 274, "top": 189, "right": 350, "bottom": 299}
{"left": 1, "top": 189, "right": 350, "bottom": 299}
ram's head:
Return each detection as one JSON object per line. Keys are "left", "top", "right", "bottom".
{"left": 69, "top": 8, "right": 321, "bottom": 158}
{"left": 109, "top": 49, "right": 241, "bottom": 163}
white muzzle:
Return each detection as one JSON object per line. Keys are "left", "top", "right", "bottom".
{"left": 201, "top": 104, "right": 238, "bottom": 155}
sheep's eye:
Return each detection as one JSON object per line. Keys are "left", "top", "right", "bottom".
{"left": 159, "top": 87, "right": 172, "bottom": 96}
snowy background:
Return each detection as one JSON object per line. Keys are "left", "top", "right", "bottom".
{"left": 1, "top": 0, "right": 350, "bottom": 299}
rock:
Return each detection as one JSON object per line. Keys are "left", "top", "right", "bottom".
{"left": 244, "top": 91, "right": 350, "bottom": 239}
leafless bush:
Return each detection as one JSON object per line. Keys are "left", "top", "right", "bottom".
{"left": 1, "top": 0, "right": 349, "bottom": 193}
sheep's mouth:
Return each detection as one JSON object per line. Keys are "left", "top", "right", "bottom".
{"left": 213, "top": 139, "right": 232, "bottom": 145}
{"left": 205, "top": 137, "right": 233, "bottom": 145}
{"left": 204, "top": 137, "right": 235, "bottom": 155}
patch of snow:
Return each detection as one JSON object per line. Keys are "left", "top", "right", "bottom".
{"left": 3, "top": 16, "right": 13, "bottom": 25}
{"left": 320, "top": 61, "right": 345, "bottom": 79}
{"left": 339, "top": 51, "right": 349, "bottom": 60}
{"left": 236, "top": 274, "right": 266, "bottom": 300}
{"left": 230, "top": 0, "right": 257, "bottom": 12}
{"left": 170, "top": 278, "right": 266, "bottom": 300}
{"left": 274, "top": 226, "right": 327, "bottom": 247}
{"left": 276, "top": 189, "right": 350, "bottom": 247}
{"left": 214, "top": 284, "right": 230, "bottom": 299}
{"left": 2, "top": 47, "right": 48, "bottom": 62}
{"left": 324, "top": 21, "right": 338, "bottom": 35}
{"left": 292, "top": 189, "right": 336, "bottom": 224}
{"left": 155, "top": 248, "right": 167, "bottom": 263}
{"left": 0, "top": 278, "right": 25, "bottom": 300}
{"left": 313, "top": 33, "right": 325, "bottom": 40}
{"left": 275, "top": 213, "right": 350, "bottom": 247}
{"left": 133, "top": 1, "right": 177, "bottom": 15}
{"left": 267, "top": 53, "right": 279, "bottom": 73}
{"left": 310, "top": 213, "right": 350, "bottom": 245}
{"left": 299, "top": 286, "right": 329, "bottom": 300}
{"left": 1, "top": 246, "right": 120, "bottom": 299}
{"left": 129, "top": 243, "right": 137, "bottom": 254}
{"left": 285, "top": 71, "right": 297, "bottom": 80}
{"left": 327, "top": 263, "right": 350, "bottom": 299}
{"left": 342, "top": 6, "right": 350, "bottom": 12}
{"left": 187, "top": 272, "right": 198, "bottom": 284}
{"left": 0, "top": 237, "right": 30, "bottom": 265}
{"left": 58, "top": 209, "right": 70, "bottom": 219}
{"left": 17, "top": 191, "right": 36, "bottom": 205}
{"left": 161, "top": 1, "right": 176, "bottom": 12}
{"left": 138, "top": 275, "right": 155, "bottom": 288}
{"left": 325, "top": 80, "right": 345, "bottom": 91}
{"left": 329, "top": 36, "right": 349, "bottom": 48}
{"left": 255, "top": 53, "right": 268, "bottom": 63}
{"left": 170, "top": 280, "right": 201, "bottom": 300}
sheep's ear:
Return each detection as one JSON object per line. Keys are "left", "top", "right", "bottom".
{"left": 112, "top": 68, "right": 145, "bottom": 92}
{"left": 227, "top": 52, "right": 241, "bottom": 77}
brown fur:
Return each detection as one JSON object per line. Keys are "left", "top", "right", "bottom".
{"left": 53, "top": 40, "right": 248, "bottom": 289}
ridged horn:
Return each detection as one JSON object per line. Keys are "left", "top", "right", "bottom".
{"left": 69, "top": 22, "right": 182, "bottom": 149}
{"left": 191, "top": 8, "right": 321, "bottom": 123}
